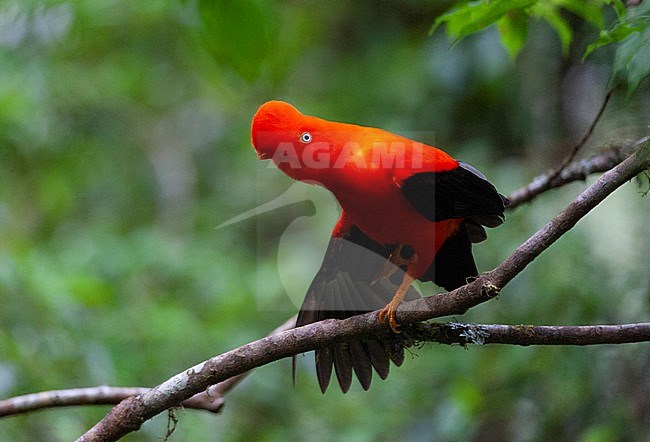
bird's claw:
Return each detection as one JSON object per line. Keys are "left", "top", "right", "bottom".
{"left": 378, "top": 305, "right": 401, "bottom": 334}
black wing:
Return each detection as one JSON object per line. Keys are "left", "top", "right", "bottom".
{"left": 295, "top": 225, "right": 420, "bottom": 393}
{"left": 401, "top": 161, "right": 508, "bottom": 290}
{"left": 401, "top": 161, "right": 508, "bottom": 225}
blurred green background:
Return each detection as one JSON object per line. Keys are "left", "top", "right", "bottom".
{"left": 1, "top": 1, "right": 649, "bottom": 440}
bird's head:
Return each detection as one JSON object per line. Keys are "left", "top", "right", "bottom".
{"left": 251, "top": 101, "right": 309, "bottom": 161}
{"left": 251, "top": 101, "right": 372, "bottom": 182}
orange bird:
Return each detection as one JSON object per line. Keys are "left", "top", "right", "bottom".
{"left": 251, "top": 101, "right": 507, "bottom": 392}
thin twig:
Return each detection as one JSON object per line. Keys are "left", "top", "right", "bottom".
{"left": 552, "top": 90, "right": 614, "bottom": 179}
{"left": 76, "top": 144, "right": 650, "bottom": 441}
{"left": 507, "top": 136, "right": 649, "bottom": 209}
{"left": 0, "top": 388, "right": 177, "bottom": 417}
{"left": 0, "top": 317, "right": 297, "bottom": 418}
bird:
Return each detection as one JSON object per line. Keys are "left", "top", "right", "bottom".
{"left": 251, "top": 101, "right": 507, "bottom": 393}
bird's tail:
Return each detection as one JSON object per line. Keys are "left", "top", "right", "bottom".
{"left": 294, "top": 226, "right": 419, "bottom": 393}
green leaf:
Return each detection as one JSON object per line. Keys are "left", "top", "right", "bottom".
{"left": 607, "top": 0, "right": 628, "bottom": 20}
{"left": 431, "top": 0, "right": 538, "bottom": 42}
{"left": 612, "top": 27, "right": 650, "bottom": 95}
{"left": 532, "top": 3, "right": 573, "bottom": 55}
{"left": 583, "top": 21, "right": 644, "bottom": 59}
{"left": 498, "top": 10, "right": 530, "bottom": 58}
{"left": 197, "top": 0, "right": 273, "bottom": 82}
{"left": 556, "top": 0, "right": 605, "bottom": 28}
{"left": 431, "top": 0, "right": 607, "bottom": 58}
{"left": 586, "top": 0, "right": 650, "bottom": 94}
{"left": 547, "top": 10, "right": 573, "bottom": 55}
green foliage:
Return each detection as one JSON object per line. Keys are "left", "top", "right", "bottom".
{"left": 583, "top": 2, "right": 644, "bottom": 58}
{"left": 497, "top": 8, "right": 530, "bottom": 58}
{"left": 433, "top": 0, "right": 645, "bottom": 60}
{"left": 197, "top": 0, "right": 275, "bottom": 82}
{"left": 581, "top": 1, "right": 650, "bottom": 94}
{"left": 433, "top": 0, "right": 650, "bottom": 94}
{"left": 432, "top": 0, "right": 606, "bottom": 57}
{"left": 431, "top": 0, "right": 538, "bottom": 50}
{"left": 611, "top": 2, "right": 650, "bottom": 94}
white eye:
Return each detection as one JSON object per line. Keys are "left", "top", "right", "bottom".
{"left": 300, "top": 132, "right": 312, "bottom": 143}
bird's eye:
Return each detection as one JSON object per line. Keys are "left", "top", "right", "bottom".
{"left": 300, "top": 132, "right": 312, "bottom": 143}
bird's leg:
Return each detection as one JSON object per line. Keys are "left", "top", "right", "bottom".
{"left": 371, "top": 243, "right": 413, "bottom": 286}
{"left": 378, "top": 273, "right": 415, "bottom": 333}
{"left": 377, "top": 245, "right": 418, "bottom": 334}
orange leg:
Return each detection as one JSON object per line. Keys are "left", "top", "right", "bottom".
{"left": 371, "top": 244, "right": 412, "bottom": 286}
{"left": 378, "top": 272, "right": 415, "bottom": 333}
{"left": 377, "top": 245, "right": 418, "bottom": 333}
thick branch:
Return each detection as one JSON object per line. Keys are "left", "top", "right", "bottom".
{"left": 193, "top": 315, "right": 296, "bottom": 406}
{"left": 507, "top": 136, "right": 649, "bottom": 209}
{"left": 77, "top": 144, "right": 650, "bottom": 441}
{"left": 403, "top": 322, "right": 650, "bottom": 346}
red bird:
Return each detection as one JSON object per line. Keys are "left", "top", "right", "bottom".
{"left": 251, "top": 101, "right": 507, "bottom": 392}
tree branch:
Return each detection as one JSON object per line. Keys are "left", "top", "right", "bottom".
{"left": 3, "top": 320, "right": 646, "bottom": 420}
{"left": 507, "top": 89, "right": 613, "bottom": 209}
{"left": 0, "top": 317, "right": 298, "bottom": 419}
{"left": 0, "top": 387, "right": 222, "bottom": 417}
{"left": 401, "top": 322, "right": 650, "bottom": 346}
{"left": 507, "top": 136, "right": 649, "bottom": 209}
{"left": 76, "top": 142, "right": 650, "bottom": 441}
{"left": 548, "top": 90, "right": 613, "bottom": 181}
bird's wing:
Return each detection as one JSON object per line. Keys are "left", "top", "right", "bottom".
{"left": 400, "top": 161, "right": 509, "bottom": 290}
{"left": 400, "top": 161, "right": 508, "bottom": 226}
{"left": 295, "top": 224, "right": 419, "bottom": 393}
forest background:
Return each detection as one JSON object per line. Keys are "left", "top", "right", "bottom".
{"left": 1, "top": 1, "right": 649, "bottom": 440}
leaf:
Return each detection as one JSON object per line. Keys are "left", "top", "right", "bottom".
{"left": 197, "top": 0, "right": 273, "bottom": 82}
{"left": 583, "top": 21, "right": 644, "bottom": 59}
{"left": 547, "top": 11, "right": 573, "bottom": 55}
{"left": 556, "top": 0, "right": 604, "bottom": 28}
{"left": 585, "top": 0, "right": 650, "bottom": 95}
{"left": 497, "top": 10, "right": 530, "bottom": 58}
{"left": 608, "top": 0, "right": 628, "bottom": 20}
{"left": 612, "top": 27, "right": 650, "bottom": 95}
{"left": 532, "top": 3, "right": 573, "bottom": 55}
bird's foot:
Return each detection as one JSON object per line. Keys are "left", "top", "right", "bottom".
{"left": 378, "top": 302, "right": 401, "bottom": 334}
{"left": 378, "top": 264, "right": 417, "bottom": 334}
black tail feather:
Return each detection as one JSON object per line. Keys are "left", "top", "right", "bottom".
{"left": 295, "top": 226, "right": 415, "bottom": 393}
{"left": 333, "top": 343, "right": 353, "bottom": 393}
